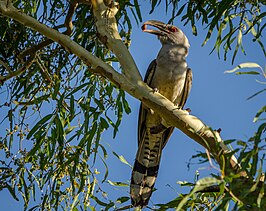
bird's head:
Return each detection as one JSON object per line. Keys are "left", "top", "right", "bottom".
{"left": 142, "top": 20, "right": 190, "bottom": 49}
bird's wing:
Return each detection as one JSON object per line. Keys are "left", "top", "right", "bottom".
{"left": 179, "top": 68, "right": 193, "bottom": 109}
{"left": 161, "top": 68, "right": 192, "bottom": 148}
{"left": 138, "top": 59, "right": 157, "bottom": 145}
{"left": 138, "top": 62, "right": 193, "bottom": 148}
{"left": 138, "top": 59, "right": 175, "bottom": 148}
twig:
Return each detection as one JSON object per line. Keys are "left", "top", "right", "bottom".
{"left": 18, "top": 0, "right": 79, "bottom": 61}
{"left": 0, "top": 59, "right": 12, "bottom": 73}
{"left": 0, "top": 54, "right": 35, "bottom": 84}
{"left": 205, "top": 148, "right": 221, "bottom": 173}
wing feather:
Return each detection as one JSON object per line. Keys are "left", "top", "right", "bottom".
{"left": 138, "top": 60, "right": 157, "bottom": 145}
{"left": 179, "top": 68, "right": 193, "bottom": 109}
{"left": 162, "top": 67, "right": 192, "bottom": 148}
{"left": 138, "top": 62, "right": 192, "bottom": 148}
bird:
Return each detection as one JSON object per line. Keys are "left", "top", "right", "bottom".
{"left": 130, "top": 20, "right": 192, "bottom": 208}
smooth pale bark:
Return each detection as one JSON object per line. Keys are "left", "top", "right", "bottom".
{"left": 0, "top": 0, "right": 244, "bottom": 177}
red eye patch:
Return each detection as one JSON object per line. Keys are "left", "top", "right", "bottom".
{"left": 168, "top": 26, "right": 178, "bottom": 32}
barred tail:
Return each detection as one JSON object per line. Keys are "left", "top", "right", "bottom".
{"left": 130, "top": 132, "right": 163, "bottom": 207}
{"left": 130, "top": 160, "right": 160, "bottom": 207}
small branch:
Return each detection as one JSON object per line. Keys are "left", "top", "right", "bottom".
{"left": 0, "top": 59, "right": 12, "bottom": 73}
{"left": 18, "top": 0, "right": 78, "bottom": 61}
{"left": 64, "top": 0, "right": 78, "bottom": 34}
{"left": 0, "top": 55, "right": 35, "bottom": 84}
{"left": 36, "top": 55, "right": 52, "bottom": 83}
{"left": 35, "top": 55, "right": 69, "bottom": 110}
{"left": 18, "top": 39, "right": 53, "bottom": 61}
{"left": 205, "top": 149, "right": 221, "bottom": 173}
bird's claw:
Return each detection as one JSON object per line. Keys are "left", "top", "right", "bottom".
{"left": 185, "top": 108, "right": 191, "bottom": 113}
{"left": 153, "top": 88, "right": 159, "bottom": 93}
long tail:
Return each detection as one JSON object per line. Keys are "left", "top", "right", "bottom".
{"left": 130, "top": 131, "right": 164, "bottom": 207}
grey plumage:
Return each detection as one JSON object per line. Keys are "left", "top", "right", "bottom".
{"left": 130, "top": 20, "right": 192, "bottom": 207}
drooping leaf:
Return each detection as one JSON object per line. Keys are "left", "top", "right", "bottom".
{"left": 107, "top": 180, "right": 128, "bottom": 187}
{"left": 26, "top": 114, "right": 54, "bottom": 139}
{"left": 224, "top": 63, "right": 262, "bottom": 74}
{"left": 112, "top": 151, "right": 132, "bottom": 167}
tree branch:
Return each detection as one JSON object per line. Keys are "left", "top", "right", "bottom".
{"left": 0, "top": 0, "right": 245, "bottom": 178}
{"left": 0, "top": 55, "right": 35, "bottom": 84}
{"left": 18, "top": 0, "right": 79, "bottom": 61}
{"left": 91, "top": 0, "right": 142, "bottom": 82}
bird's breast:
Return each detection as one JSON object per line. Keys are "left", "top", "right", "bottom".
{"left": 150, "top": 62, "right": 187, "bottom": 103}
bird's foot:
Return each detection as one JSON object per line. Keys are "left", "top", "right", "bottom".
{"left": 153, "top": 87, "right": 159, "bottom": 93}
{"left": 185, "top": 108, "right": 191, "bottom": 113}
{"left": 173, "top": 103, "right": 181, "bottom": 109}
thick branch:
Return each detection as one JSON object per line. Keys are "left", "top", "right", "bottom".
{"left": 0, "top": 0, "right": 121, "bottom": 79}
{"left": 0, "top": 0, "right": 244, "bottom": 177}
{"left": 91, "top": 0, "right": 142, "bottom": 82}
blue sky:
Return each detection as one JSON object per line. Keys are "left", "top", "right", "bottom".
{"left": 0, "top": 2, "right": 265, "bottom": 210}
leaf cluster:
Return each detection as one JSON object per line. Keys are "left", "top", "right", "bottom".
{"left": 146, "top": 0, "right": 265, "bottom": 64}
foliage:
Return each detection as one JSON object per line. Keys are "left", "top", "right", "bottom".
{"left": 0, "top": 0, "right": 265, "bottom": 210}
{"left": 151, "top": 0, "right": 266, "bottom": 63}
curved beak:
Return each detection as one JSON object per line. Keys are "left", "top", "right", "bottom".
{"left": 141, "top": 20, "right": 169, "bottom": 36}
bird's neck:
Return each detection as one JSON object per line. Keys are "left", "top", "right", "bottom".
{"left": 157, "top": 44, "right": 188, "bottom": 64}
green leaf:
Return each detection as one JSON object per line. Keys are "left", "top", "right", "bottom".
{"left": 86, "top": 122, "right": 98, "bottom": 155}
{"left": 94, "top": 98, "right": 105, "bottom": 110}
{"left": 6, "top": 184, "right": 19, "bottom": 201}
{"left": 71, "top": 193, "right": 80, "bottom": 210}
{"left": 66, "top": 82, "right": 90, "bottom": 97}
{"left": 175, "top": 177, "right": 222, "bottom": 211}
{"left": 69, "top": 95, "right": 75, "bottom": 120}
{"left": 100, "top": 155, "right": 109, "bottom": 183}
{"left": 52, "top": 77, "right": 60, "bottom": 100}
{"left": 122, "top": 97, "right": 131, "bottom": 114}
{"left": 107, "top": 180, "right": 128, "bottom": 187}
{"left": 236, "top": 71, "right": 260, "bottom": 75}
{"left": 116, "top": 196, "right": 130, "bottom": 203}
{"left": 247, "top": 89, "right": 266, "bottom": 100}
{"left": 149, "top": 0, "right": 159, "bottom": 14}
{"left": 253, "top": 106, "right": 266, "bottom": 123}
{"left": 93, "top": 124, "right": 104, "bottom": 164}
{"left": 100, "top": 117, "right": 109, "bottom": 130}
{"left": 176, "top": 3, "right": 186, "bottom": 17}
{"left": 232, "top": 29, "right": 242, "bottom": 64}
{"left": 133, "top": 0, "right": 142, "bottom": 22}
{"left": 112, "top": 151, "right": 132, "bottom": 167}
{"left": 99, "top": 144, "right": 108, "bottom": 159}
{"left": 176, "top": 181, "right": 195, "bottom": 187}
{"left": 26, "top": 114, "right": 53, "bottom": 139}
{"left": 91, "top": 196, "right": 109, "bottom": 206}
{"left": 54, "top": 114, "right": 64, "bottom": 146}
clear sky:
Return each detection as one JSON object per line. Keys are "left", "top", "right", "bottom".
{"left": 0, "top": 2, "right": 265, "bottom": 210}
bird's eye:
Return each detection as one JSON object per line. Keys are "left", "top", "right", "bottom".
{"left": 168, "top": 26, "right": 178, "bottom": 32}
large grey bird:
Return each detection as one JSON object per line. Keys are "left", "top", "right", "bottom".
{"left": 130, "top": 20, "right": 192, "bottom": 207}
